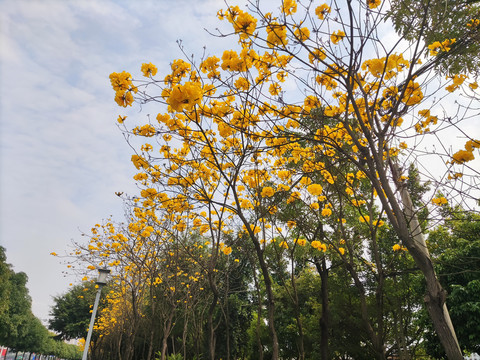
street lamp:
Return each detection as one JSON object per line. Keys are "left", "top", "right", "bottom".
{"left": 82, "top": 267, "right": 110, "bottom": 360}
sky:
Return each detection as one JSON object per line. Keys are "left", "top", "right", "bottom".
{"left": 0, "top": 0, "right": 244, "bottom": 323}
{"left": 1, "top": 0, "right": 478, "bottom": 326}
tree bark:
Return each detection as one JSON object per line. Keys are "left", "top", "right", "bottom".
{"left": 207, "top": 272, "right": 219, "bottom": 360}
{"left": 314, "top": 257, "right": 329, "bottom": 360}
{"left": 395, "top": 171, "right": 462, "bottom": 360}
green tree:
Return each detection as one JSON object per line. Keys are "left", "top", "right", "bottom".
{"left": 422, "top": 210, "right": 480, "bottom": 357}
{"left": 0, "top": 247, "right": 78, "bottom": 357}
{"left": 49, "top": 282, "right": 100, "bottom": 340}
{"left": 389, "top": 0, "right": 480, "bottom": 75}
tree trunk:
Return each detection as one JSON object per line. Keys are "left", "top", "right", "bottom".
{"left": 146, "top": 325, "right": 155, "bottom": 360}
{"left": 238, "top": 208, "right": 279, "bottom": 359}
{"left": 397, "top": 180, "right": 462, "bottom": 360}
{"left": 160, "top": 311, "right": 175, "bottom": 360}
{"left": 252, "top": 266, "right": 264, "bottom": 360}
{"left": 347, "top": 262, "right": 386, "bottom": 359}
{"left": 315, "top": 257, "right": 329, "bottom": 360}
{"left": 207, "top": 271, "right": 220, "bottom": 360}
{"left": 255, "top": 245, "right": 279, "bottom": 360}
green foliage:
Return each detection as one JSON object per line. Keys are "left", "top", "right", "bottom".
{"left": 421, "top": 210, "right": 480, "bottom": 357}
{"left": 389, "top": 0, "right": 480, "bottom": 75}
{"left": 48, "top": 282, "right": 99, "bottom": 340}
{"left": 0, "top": 246, "right": 81, "bottom": 359}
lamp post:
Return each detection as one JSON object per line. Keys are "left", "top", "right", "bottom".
{"left": 82, "top": 267, "right": 110, "bottom": 360}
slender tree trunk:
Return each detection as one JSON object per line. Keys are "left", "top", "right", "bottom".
{"left": 345, "top": 261, "right": 386, "bottom": 359}
{"left": 239, "top": 213, "right": 279, "bottom": 359}
{"left": 182, "top": 308, "right": 189, "bottom": 360}
{"left": 315, "top": 257, "right": 329, "bottom": 360}
{"left": 291, "top": 279, "right": 305, "bottom": 360}
{"left": 392, "top": 276, "right": 410, "bottom": 360}
{"left": 372, "top": 232, "right": 386, "bottom": 359}
{"left": 116, "top": 331, "right": 123, "bottom": 360}
{"left": 160, "top": 311, "right": 175, "bottom": 360}
{"left": 225, "top": 277, "right": 231, "bottom": 360}
{"left": 252, "top": 262, "right": 264, "bottom": 360}
{"left": 146, "top": 325, "right": 155, "bottom": 360}
{"left": 207, "top": 273, "right": 219, "bottom": 360}
{"left": 256, "top": 247, "right": 279, "bottom": 360}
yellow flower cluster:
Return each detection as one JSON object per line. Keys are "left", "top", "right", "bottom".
{"left": 266, "top": 22, "right": 288, "bottom": 48}
{"left": 307, "top": 184, "right": 323, "bottom": 196}
{"left": 219, "top": 6, "right": 258, "bottom": 39}
{"left": 330, "top": 30, "right": 346, "bottom": 44}
{"left": 167, "top": 82, "right": 203, "bottom": 112}
{"left": 315, "top": 4, "right": 331, "bottom": 20}
{"left": 200, "top": 56, "right": 220, "bottom": 79}
{"left": 392, "top": 244, "right": 407, "bottom": 252}
{"left": 294, "top": 26, "right": 310, "bottom": 41}
{"left": 133, "top": 124, "right": 157, "bottom": 137}
{"left": 222, "top": 246, "right": 232, "bottom": 255}
{"left": 311, "top": 240, "right": 327, "bottom": 252}
{"left": 131, "top": 155, "right": 149, "bottom": 170}
{"left": 427, "top": 38, "right": 456, "bottom": 56}
{"left": 261, "top": 186, "right": 275, "bottom": 197}
{"left": 467, "top": 18, "right": 480, "bottom": 28}
{"left": 445, "top": 74, "right": 467, "bottom": 93}
{"left": 451, "top": 149, "right": 475, "bottom": 164}
{"left": 402, "top": 80, "right": 423, "bottom": 106}
{"left": 141, "top": 62, "right": 157, "bottom": 77}
{"left": 109, "top": 71, "right": 137, "bottom": 107}
{"left": 432, "top": 197, "right": 448, "bottom": 206}
{"left": 451, "top": 139, "right": 479, "bottom": 164}
{"left": 361, "top": 54, "right": 409, "bottom": 79}
{"left": 367, "top": 0, "right": 381, "bottom": 9}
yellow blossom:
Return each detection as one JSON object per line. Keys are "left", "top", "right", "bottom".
{"left": 359, "top": 215, "right": 370, "bottom": 223}
{"left": 307, "top": 184, "right": 323, "bottom": 196}
{"left": 310, "top": 202, "right": 320, "bottom": 210}
{"left": 432, "top": 197, "right": 448, "bottom": 206}
{"left": 451, "top": 149, "right": 474, "bottom": 164}
{"left": 330, "top": 30, "right": 346, "bottom": 44}
{"left": 141, "top": 62, "right": 158, "bottom": 77}
{"left": 465, "top": 139, "right": 480, "bottom": 152}
{"left": 266, "top": 22, "right": 287, "bottom": 47}
{"left": 295, "top": 238, "right": 307, "bottom": 246}
{"left": 321, "top": 208, "right": 332, "bottom": 217}
{"left": 261, "top": 186, "right": 275, "bottom": 197}
{"left": 367, "top": 0, "right": 381, "bottom": 9}
{"left": 269, "top": 83, "right": 282, "bottom": 96}
{"left": 315, "top": 4, "right": 331, "bottom": 20}
{"left": 294, "top": 26, "right": 310, "bottom": 41}
{"left": 282, "top": 0, "right": 297, "bottom": 15}
{"left": 167, "top": 82, "right": 203, "bottom": 112}
{"left": 311, "top": 240, "right": 327, "bottom": 252}
{"left": 279, "top": 241, "right": 289, "bottom": 249}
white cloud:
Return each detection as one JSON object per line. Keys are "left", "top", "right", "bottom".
{"left": 1, "top": 0, "right": 478, "bottom": 326}
{"left": 0, "top": 0, "right": 243, "bottom": 322}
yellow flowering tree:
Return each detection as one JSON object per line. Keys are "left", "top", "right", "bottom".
{"left": 71, "top": 206, "right": 212, "bottom": 360}
{"left": 107, "top": 1, "right": 480, "bottom": 359}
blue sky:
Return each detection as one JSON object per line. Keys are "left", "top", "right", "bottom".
{"left": 1, "top": 0, "right": 479, "bottom": 326}
{"left": 0, "top": 0, "right": 242, "bottom": 323}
